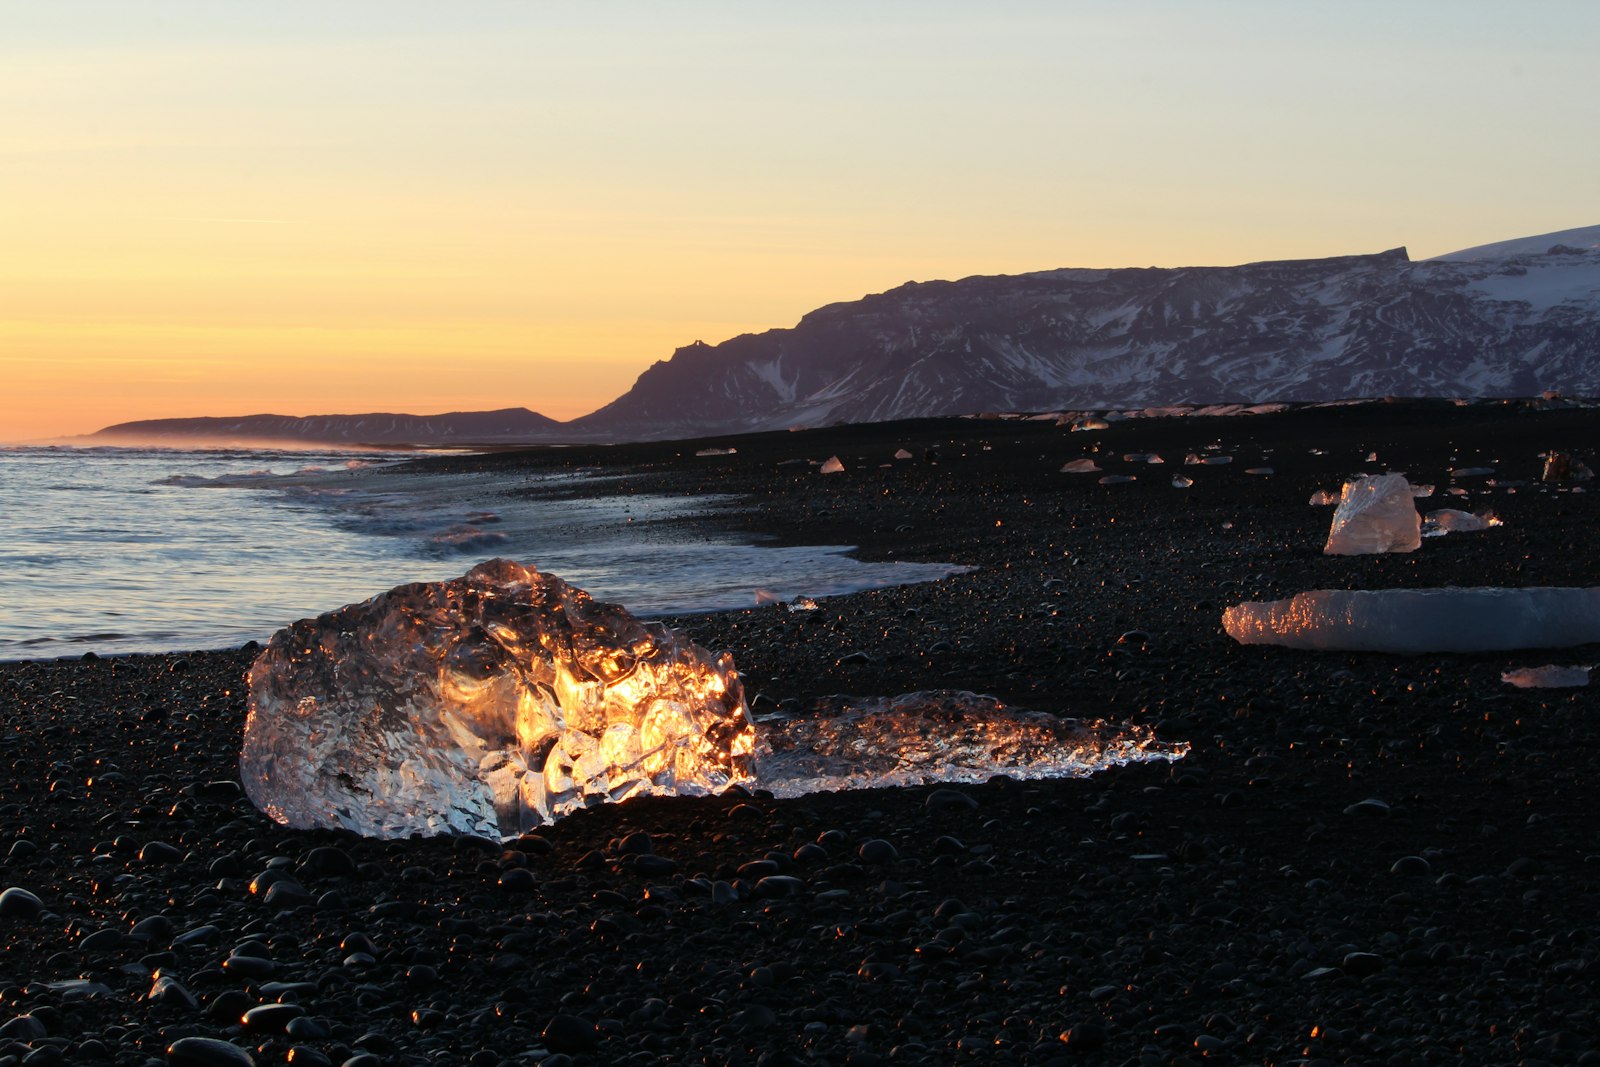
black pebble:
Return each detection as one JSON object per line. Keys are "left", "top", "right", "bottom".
{"left": 166, "top": 1036, "right": 256, "bottom": 1067}
{"left": 542, "top": 1013, "right": 600, "bottom": 1054}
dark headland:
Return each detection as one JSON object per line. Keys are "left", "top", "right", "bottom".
{"left": 4, "top": 398, "right": 1600, "bottom": 1066}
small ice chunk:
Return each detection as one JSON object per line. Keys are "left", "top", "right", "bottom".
{"left": 1421, "top": 509, "right": 1495, "bottom": 537}
{"left": 1098, "top": 474, "right": 1136, "bottom": 485}
{"left": 1071, "top": 418, "right": 1110, "bottom": 432}
{"left": 1542, "top": 452, "right": 1594, "bottom": 483}
{"left": 1502, "top": 665, "right": 1592, "bottom": 688}
{"left": 1184, "top": 453, "right": 1203, "bottom": 465}
{"left": 757, "top": 691, "right": 1186, "bottom": 796}
{"left": 1060, "top": 459, "right": 1101, "bottom": 473}
{"left": 1411, "top": 484, "right": 1435, "bottom": 498}
{"left": 1171, "top": 476, "right": 1193, "bottom": 488}
{"left": 819, "top": 456, "right": 845, "bottom": 474}
{"left": 1452, "top": 466, "right": 1495, "bottom": 478}
{"left": 695, "top": 447, "right": 737, "bottom": 457}
{"left": 1366, "top": 452, "right": 1378, "bottom": 462}
{"left": 1223, "top": 587, "right": 1600, "bottom": 652}
{"left": 894, "top": 448, "right": 913, "bottom": 460}
{"left": 1202, "top": 455, "right": 1233, "bottom": 465}
{"left": 1323, "top": 474, "right": 1420, "bottom": 555}
{"left": 787, "top": 595, "right": 819, "bottom": 612}
{"left": 1245, "top": 467, "right": 1274, "bottom": 475}
{"left": 1308, "top": 490, "right": 1339, "bottom": 506}
{"left": 241, "top": 560, "right": 756, "bottom": 839}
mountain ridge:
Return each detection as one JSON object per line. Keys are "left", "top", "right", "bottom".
{"left": 87, "top": 226, "right": 1600, "bottom": 446}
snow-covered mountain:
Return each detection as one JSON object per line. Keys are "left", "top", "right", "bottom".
{"left": 93, "top": 407, "right": 563, "bottom": 447}
{"left": 572, "top": 231, "right": 1600, "bottom": 440}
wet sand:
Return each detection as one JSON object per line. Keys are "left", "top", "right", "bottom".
{"left": 3, "top": 399, "right": 1599, "bottom": 1066}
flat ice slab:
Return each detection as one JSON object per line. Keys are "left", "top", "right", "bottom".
{"left": 1223, "top": 587, "right": 1600, "bottom": 653}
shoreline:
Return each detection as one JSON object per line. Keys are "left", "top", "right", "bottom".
{"left": 3, "top": 400, "right": 1599, "bottom": 1065}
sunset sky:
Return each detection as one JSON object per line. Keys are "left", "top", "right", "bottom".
{"left": 5, "top": 1, "right": 1597, "bottom": 442}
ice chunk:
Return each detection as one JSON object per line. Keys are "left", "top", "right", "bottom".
{"left": 1308, "top": 489, "right": 1338, "bottom": 506}
{"left": 1060, "top": 458, "right": 1101, "bottom": 473}
{"left": 893, "top": 448, "right": 913, "bottom": 460}
{"left": 1542, "top": 452, "right": 1594, "bottom": 483}
{"left": 1223, "top": 587, "right": 1600, "bottom": 652}
{"left": 1070, "top": 418, "right": 1110, "bottom": 432}
{"left": 1502, "top": 665, "right": 1592, "bottom": 688}
{"left": 1451, "top": 466, "right": 1495, "bottom": 478}
{"left": 1421, "top": 509, "right": 1496, "bottom": 537}
{"left": 1323, "top": 474, "right": 1420, "bottom": 555}
{"left": 1171, "top": 476, "right": 1193, "bottom": 488}
{"left": 695, "top": 447, "right": 737, "bottom": 457}
{"left": 241, "top": 559, "right": 756, "bottom": 839}
{"left": 1098, "top": 475, "right": 1136, "bottom": 485}
{"left": 757, "top": 691, "right": 1186, "bottom": 797}
{"left": 819, "top": 456, "right": 845, "bottom": 474}
{"left": 1245, "top": 467, "right": 1274, "bottom": 475}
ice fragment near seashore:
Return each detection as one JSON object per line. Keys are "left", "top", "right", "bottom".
{"left": 1323, "top": 474, "right": 1420, "bottom": 555}
{"left": 1502, "top": 665, "right": 1592, "bottom": 688}
{"left": 756, "top": 691, "right": 1186, "bottom": 797}
{"left": 1421, "top": 509, "right": 1497, "bottom": 537}
{"left": 1223, "top": 587, "right": 1600, "bottom": 653}
{"left": 1060, "top": 459, "right": 1101, "bottom": 473}
{"left": 819, "top": 456, "right": 845, "bottom": 474}
{"left": 240, "top": 559, "right": 756, "bottom": 839}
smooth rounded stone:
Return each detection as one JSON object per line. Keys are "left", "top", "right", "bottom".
{"left": 1342, "top": 798, "right": 1391, "bottom": 817}
{"left": 167, "top": 1036, "right": 256, "bottom": 1067}
{"left": 22, "top": 1047, "right": 65, "bottom": 1066}
{"left": 285, "top": 1015, "right": 332, "bottom": 1040}
{"left": 222, "top": 955, "right": 277, "bottom": 979}
{"left": 498, "top": 868, "right": 536, "bottom": 892}
{"left": 130, "top": 915, "right": 176, "bottom": 943}
{"left": 1342, "top": 952, "right": 1385, "bottom": 976}
{"left": 139, "top": 841, "right": 183, "bottom": 864}
{"left": 857, "top": 839, "right": 899, "bottom": 865}
{"left": 264, "top": 880, "right": 314, "bottom": 909}
{"left": 285, "top": 1048, "right": 332, "bottom": 1067}
{"left": 0, "top": 887, "right": 45, "bottom": 920}
{"left": 343, "top": 952, "right": 378, "bottom": 968}
{"left": 923, "top": 789, "right": 979, "bottom": 813}
{"left": 148, "top": 975, "right": 198, "bottom": 1008}
{"left": 7, "top": 840, "right": 40, "bottom": 860}
{"left": 1060, "top": 1021, "right": 1106, "bottom": 1049}
{"left": 816, "top": 829, "right": 850, "bottom": 851}
{"left": 302, "top": 847, "right": 356, "bottom": 876}
{"left": 753, "top": 875, "right": 807, "bottom": 899}
{"left": 541, "top": 1014, "right": 600, "bottom": 1054}
{"left": 340, "top": 1056, "right": 382, "bottom": 1067}
{"left": 173, "top": 925, "right": 222, "bottom": 947}
{"left": 340, "top": 933, "right": 378, "bottom": 955}
{"left": 205, "top": 990, "right": 252, "bottom": 1022}
{"left": 1390, "top": 855, "right": 1432, "bottom": 877}
{"left": 243, "top": 1002, "right": 306, "bottom": 1032}
{"left": 1507, "top": 857, "right": 1541, "bottom": 879}
{"left": 0, "top": 1014, "right": 48, "bottom": 1040}
{"left": 79, "top": 928, "right": 125, "bottom": 953}
{"left": 617, "top": 831, "right": 654, "bottom": 855}
{"left": 630, "top": 854, "right": 677, "bottom": 876}
{"left": 792, "top": 842, "right": 828, "bottom": 865}
{"left": 737, "top": 859, "right": 781, "bottom": 880}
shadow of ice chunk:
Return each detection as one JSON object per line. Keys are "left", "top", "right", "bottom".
{"left": 755, "top": 691, "right": 1186, "bottom": 798}
{"left": 1223, "top": 588, "right": 1600, "bottom": 653}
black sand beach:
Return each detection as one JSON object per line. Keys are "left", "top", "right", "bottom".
{"left": 4, "top": 400, "right": 1600, "bottom": 1067}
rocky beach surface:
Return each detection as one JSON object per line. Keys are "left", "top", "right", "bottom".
{"left": 3, "top": 399, "right": 1599, "bottom": 1066}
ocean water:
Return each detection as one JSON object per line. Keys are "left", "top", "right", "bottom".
{"left": 0, "top": 446, "right": 965, "bottom": 660}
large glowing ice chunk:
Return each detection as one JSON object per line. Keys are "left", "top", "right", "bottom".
{"left": 1323, "top": 474, "right": 1420, "bottom": 555}
{"left": 1223, "top": 587, "right": 1600, "bottom": 653}
{"left": 756, "top": 691, "right": 1186, "bottom": 797}
{"left": 241, "top": 559, "right": 755, "bottom": 839}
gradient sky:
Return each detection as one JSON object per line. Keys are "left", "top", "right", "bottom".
{"left": 5, "top": 1, "right": 1597, "bottom": 441}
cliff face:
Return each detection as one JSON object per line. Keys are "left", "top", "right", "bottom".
{"left": 570, "top": 241, "right": 1600, "bottom": 439}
